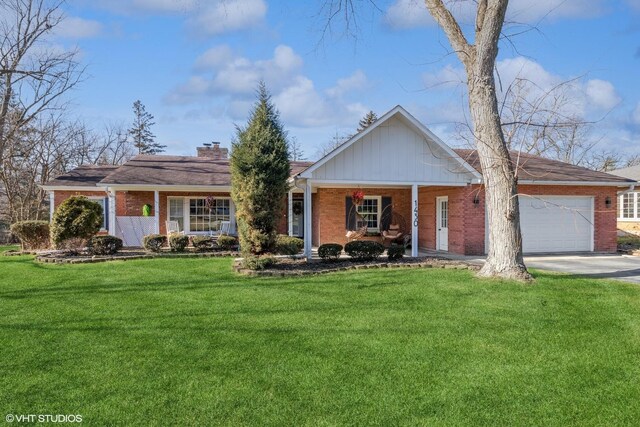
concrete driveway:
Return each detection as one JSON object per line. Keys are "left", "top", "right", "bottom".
{"left": 524, "top": 254, "right": 640, "bottom": 283}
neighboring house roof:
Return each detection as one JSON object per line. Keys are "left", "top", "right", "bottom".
{"left": 455, "top": 149, "right": 636, "bottom": 185}
{"left": 44, "top": 155, "right": 314, "bottom": 188}
{"left": 43, "top": 165, "right": 120, "bottom": 188}
{"left": 611, "top": 164, "right": 640, "bottom": 181}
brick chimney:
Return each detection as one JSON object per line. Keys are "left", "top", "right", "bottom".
{"left": 197, "top": 142, "right": 228, "bottom": 160}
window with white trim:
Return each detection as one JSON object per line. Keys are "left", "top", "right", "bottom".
{"left": 88, "top": 196, "right": 107, "bottom": 230}
{"left": 188, "top": 198, "right": 231, "bottom": 232}
{"left": 356, "top": 196, "right": 381, "bottom": 231}
{"left": 620, "top": 193, "right": 637, "bottom": 219}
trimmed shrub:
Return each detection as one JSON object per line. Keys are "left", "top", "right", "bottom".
{"left": 143, "top": 234, "right": 166, "bottom": 252}
{"left": 88, "top": 235, "right": 123, "bottom": 255}
{"left": 10, "top": 220, "right": 50, "bottom": 250}
{"left": 192, "top": 235, "right": 215, "bottom": 252}
{"left": 318, "top": 243, "right": 342, "bottom": 262}
{"left": 274, "top": 234, "right": 304, "bottom": 257}
{"left": 242, "top": 255, "right": 277, "bottom": 270}
{"left": 50, "top": 196, "right": 103, "bottom": 248}
{"left": 169, "top": 234, "right": 189, "bottom": 252}
{"left": 387, "top": 243, "right": 405, "bottom": 261}
{"left": 217, "top": 235, "right": 237, "bottom": 251}
{"left": 344, "top": 240, "right": 385, "bottom": 261}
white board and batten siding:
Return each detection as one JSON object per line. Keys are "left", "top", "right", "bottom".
{"left": 308, "top": 117, "right": 474, "bottom": 184}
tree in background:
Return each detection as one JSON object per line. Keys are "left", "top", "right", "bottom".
{"left": 357, "top": 110, "right": 378, "bottom": 132}
{"left": 231, "top": 82, "right": 290, "bottom": 255}
{"left": 129, "top": 100, "right": 165, "bottom": 155}
{"left": 288, "top": 137, "right": 307, "bottom": 161}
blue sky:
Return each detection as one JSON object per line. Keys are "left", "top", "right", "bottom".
{"left": 52, "top": 0, "right": 640, "bottom": 160}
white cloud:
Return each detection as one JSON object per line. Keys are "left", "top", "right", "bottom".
{"left": 187, "top": 0, "right": 267, "bottom": 36}
{"left": 53, "top": 16, "right": 104, "bottom": 39}
{"left": 326, "top": 70, "right": 369, "bottom": 98}
{"left": 384, "top": 0, "right": 607, "bottom": 30}
{"left": 585, "top": 79, "right": 621, "bottom": 110}
{"left": 423, "top": 64, "right": 466, "bottom": 89}
{"left": 90, "top": 0, "right": 265, "bottom": 36}
{"left": 166, "top": 44, "right": 370, "bottom": 128}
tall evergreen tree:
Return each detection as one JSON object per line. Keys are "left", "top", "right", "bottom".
{"left": 231, "top": 82, "right": 291, "bottom": 255}
{"left": 357, "top": 110, "right": 378, "bottom": 132}
{"left": 128, "top": 100, "right": 165, "bottom": 154}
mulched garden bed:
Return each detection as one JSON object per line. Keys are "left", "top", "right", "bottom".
{"left": 234, "top": 257, "right": 480, "bottom": 277}
{"left": 34, "top": 249, "right": 240, "bottom": 264}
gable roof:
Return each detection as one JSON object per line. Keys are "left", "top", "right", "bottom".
{"left": 611, "top": 164, "right": 640, "bottom": 181}
{"left": 77, "top": 155, "right": 313, "bottom": 187}
{"left": 297, "top": 105, "right": 482, "bottom": 180}
{"left": 43, "top": 165, "right": 120, "bottom": 188}
{"left": 455, "top": 149, "right": 636, "bottom": 185}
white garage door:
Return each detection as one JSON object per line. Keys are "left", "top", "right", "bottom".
{"left": 519, "top": 196, "right": 594, "bottom": 253}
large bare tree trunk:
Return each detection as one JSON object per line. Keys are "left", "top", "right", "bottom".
{"left": 425, "top": 0, "right": 531, "bottom": 280}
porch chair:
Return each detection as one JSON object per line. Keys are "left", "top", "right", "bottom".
{"left": 165, "top": 220, "right": 185, "bottom": 236}
{"left": 346, "top": 226, "right": 367, "bottom": 241}
{"left": 382, "top": 224, "right": 403, "bottom": 245}
{"left": 219, "top": 221, "right": 231, "bottom": 236}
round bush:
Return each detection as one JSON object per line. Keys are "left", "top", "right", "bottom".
{"left": 143, "top": 234, "right": 166, "bottom": 252}
{"left": 10, "top": 220, "right": 50, "bottom": 250}
{"left": 169, "top": 234, "right": 189, "bottom": 252}
{"left": 318, "top": 243, "right": 342, "bottom": 262}
{"left": 344, "top": 240, "right": 385, "bottom": 261}
{"left": 242, "top": 255, "right": 277, "bottom": 270}
{"left": 387, "top": 243, "right": 405, "bottom": 261}
{"left": 87, "top": 235, "right": 123, "bottom": 255}
{"left": 274, "top": 234, "right": 304, "bottom": 256}
{"left": 50, "top": 196, "right": 103, "bottom": 248}
{"left": 217, "top": 235, "right": 237, "bottom": 250}
{"left": 192, "top": 235, "right": 215, "bottom": 252}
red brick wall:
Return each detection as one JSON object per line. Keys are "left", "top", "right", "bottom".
{"left": 53, "top": 190, "right": 108, "bottom": 210}
{"left": 518, "top": 184, "right": 618, "bottom": 253}
{"left": 417, "top": 185, "right": 485, "bottom": 255}
{"left": 312, "top": 187, "right": 411, "bottom": 246}
{"left": 115, "top": 191, "right": 155, "bottom": 217}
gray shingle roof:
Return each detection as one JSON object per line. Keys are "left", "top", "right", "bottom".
{"left": 97, "top": 155, "right": 313, "bottom": 186}
{"left": 611, "top": 164, "right": 640, "bottom": 180}
{"left": 454, "top": 149, "right": 635, "bottom": 184}
{"left": 44, "top": 165, "right": 120, "bottom": 187}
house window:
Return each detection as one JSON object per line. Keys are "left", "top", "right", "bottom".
{"left": 356, "top": 196, "right": 381, "bottom": 231}
{"left": 621, "top": 193, "right": 635, "bottom": 219}
{"left": 169, "top": 198, "right": 184, "bottom": 231}
{"left": 188, "top": 198, "right": 231, "bottom": 233}
{"left": 89, "top": 197, "right": 107, "bottom": 230}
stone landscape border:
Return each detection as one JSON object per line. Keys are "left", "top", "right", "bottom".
{"left": 233, "top": 258, "right": 480, "bottom": 277}
{"left": 33, "top": 250, "right": 240, "bottom": 264}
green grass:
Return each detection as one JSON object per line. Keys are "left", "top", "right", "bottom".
{"left": 1, "top": 246, "right": 640, "bottom": 426}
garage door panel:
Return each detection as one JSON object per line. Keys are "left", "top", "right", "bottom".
{"left": 519, "top": 196, "right": 593, "bottom": 253}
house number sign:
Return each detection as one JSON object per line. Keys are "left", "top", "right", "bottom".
{"left": 413, "top": 200, "right": 418, "bottom": 227}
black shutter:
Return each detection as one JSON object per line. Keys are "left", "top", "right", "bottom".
{"left": 345, "top": 197, "right": 356, "bottom": 230}
{"left": 103, "top": 197, "right": 109, "bottom": 231}
{"left": 380, "top": 197, "right": 392, "bottom": 231}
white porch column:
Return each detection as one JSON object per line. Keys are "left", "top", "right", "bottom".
{"left": 411, "top": 184, "right": 418, "bottom": 257}
{"left": 287, "top": 190, "right": 293, "bottom": 236}
{"left": 304, "top": 180, "right": 312, "bottom": 260}
{"left": 49, "top": 192, "right": 55, "bottom": 220}
{"left": 108, "top": 189, "right": 116, "bottom": 236}
{"left": 154, "top": 190, "right": 160, "bottom": 234}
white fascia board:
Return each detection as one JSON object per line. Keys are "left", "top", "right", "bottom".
{"left": 519, "top": 180, "right": 636, "bottom": 187}
{"left": 40, "top": 185, "right": 108, "bottom": 192}
{"left": 310, "top": 179, "right": 469, "bottom": 188}
{"left": 102, "top": 184, "right": 233, "bottom": 192}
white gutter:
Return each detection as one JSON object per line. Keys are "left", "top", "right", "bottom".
{"left": 519, "top": 180, "right": 637, "bottom": 187}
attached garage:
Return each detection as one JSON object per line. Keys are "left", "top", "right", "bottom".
{"left": 519, "top": 196, "right": 594, "bottom": 253}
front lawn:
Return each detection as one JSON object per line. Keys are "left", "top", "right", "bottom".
{"left": 1, "top": 247, "right": 640, "bottom": 425}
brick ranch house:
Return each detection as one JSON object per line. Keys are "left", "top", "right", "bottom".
{"left": 43, "top": 105, "right": 635, "bottom": 258}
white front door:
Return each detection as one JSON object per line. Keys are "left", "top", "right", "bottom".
{"left": 291, "top": 200, "right": 304, "bottom": 237}
{"left": 436, "top": 196, "right": 449, "bottom": 251}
